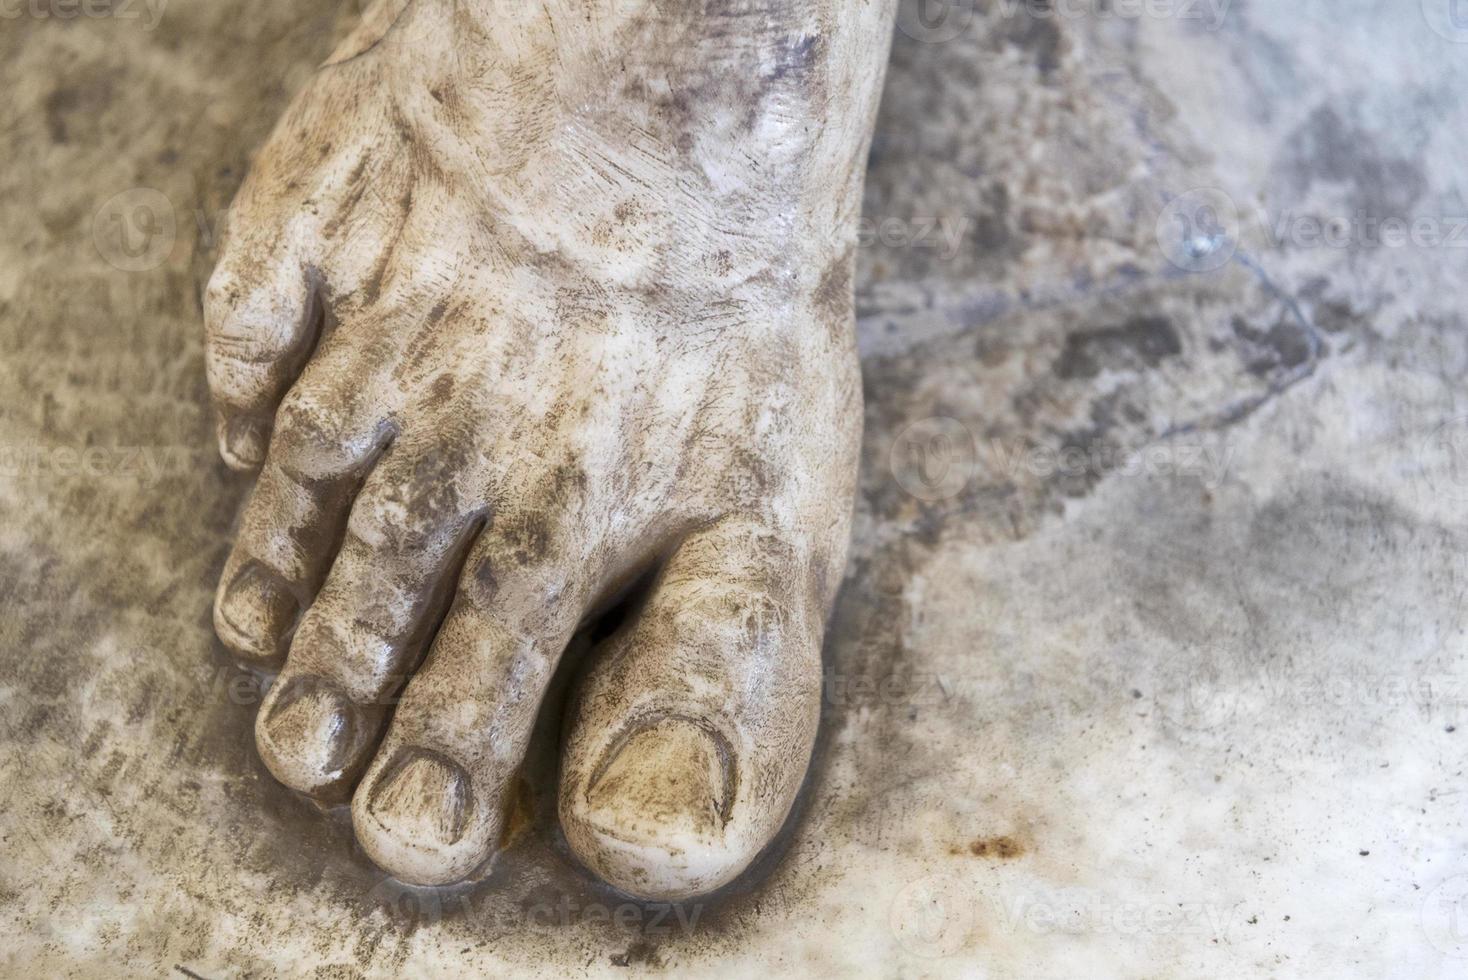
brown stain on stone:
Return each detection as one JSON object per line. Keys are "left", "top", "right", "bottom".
{"left": 955, "top": 835, "right": 1026, "bottom": 860}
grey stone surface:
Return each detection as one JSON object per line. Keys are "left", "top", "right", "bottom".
{"left": 3, "top": 0, "right": 1467, "bottom": 975}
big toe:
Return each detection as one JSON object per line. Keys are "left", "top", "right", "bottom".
{"left": 562, "top": 714, "right": 745, "bottom": 900}
{"left": 558, "top": 517, "right": 828, "bottom": 902}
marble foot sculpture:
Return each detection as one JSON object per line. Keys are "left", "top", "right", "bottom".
{"left": 204, "top": 0, "right": 896, "bottom": 900}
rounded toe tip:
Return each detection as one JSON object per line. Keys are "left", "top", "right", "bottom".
{"left": 561, "top": 715, "right": 755, "bottom": 901}
{"left": 213, "top": 566, "right": 296, "bottom": 667}
{"left": 255, "top": 676, "right": 365, "bottom": 799}
{"left": 352, "top": 747, "right": 489, "bottom": 886}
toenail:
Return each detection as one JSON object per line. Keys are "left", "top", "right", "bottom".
{"left": 584, "top": 714, "right": 736, "bottom": 839}
{"left": 367, "top": 748, "right": 472, "bottom": 847}
{"left": 218, "top": 414, "right": 268, "bottom": 470}
{"left": 218, "top": 564, "right": 298, "bottom": 659}
{"left": 259, "top": 676, "right": 360, "bottom": 780}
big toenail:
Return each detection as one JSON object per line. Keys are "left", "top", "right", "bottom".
{"left": 585, "top": 715, "right": 736, "bottom": 837}
{"left": 260, "top": 676, "right": 359, "bottom": 778}
{"left": 367, "top": 749, "right": 472, "bottom": 846}
{"left": 219, "top": 564, "right": 298, "bottom": 657}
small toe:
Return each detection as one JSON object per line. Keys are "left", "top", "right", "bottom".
{"left": 364, "top": 748, "right": 473, "bottom": 849}
{"left": 211, "top": 336, "right": 392, "bottom": 668}
{"left": 255, "top": 674, "right": 369, "bottom": 796}
{"left": 353, "top": 742, "right": 490, "bottom": 886}
{"left": 204, "top": 252, "right": 320, "bottom": 472}
{"left": 216, "top": 414, "right": 273, "bottom": 472}
{"left": 214, "top": 562, "right": 301, "bottom": 662}
{"left": 251, "top": 436, "right": 486, "bottom": 799}
{"left": 350, "top": 518, "right": 593, "bottom": 885}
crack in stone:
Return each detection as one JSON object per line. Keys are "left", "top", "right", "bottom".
{"left": 1156, "top": 248, "right": 1327, "bottom": 441}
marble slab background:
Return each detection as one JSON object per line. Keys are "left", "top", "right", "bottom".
{"left": 2, "top": 0, "right": 1467, "bottom": 976}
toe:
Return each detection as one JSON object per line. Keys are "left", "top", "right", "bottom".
{"left": 253, "top": 439, "right": 484, "bottom": 799}
{"left": 255, "top": 674, "right": 368, "bottom": 791}
{"left": 363, "top": 748, "right": 473, "bottom": 848}
{"left": 213, "top": 338, "right": 392, "bottom": 667}
{"left": 351, "top": 516, "right": 592, "bottom": 886}
{"left": 559, "top": 518, "right": 827, "bottom": 901}
{"left": 204, "top": 246, "right": 320, "bottom": 472}
{"left": 575, "top": 715, "right": 739, "bottom": 888}
{"left": 214, "top": 561, "right": 300, "bottom": 659}
{"left": 203, "top": 81, "right": 404, "bottom": 472}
